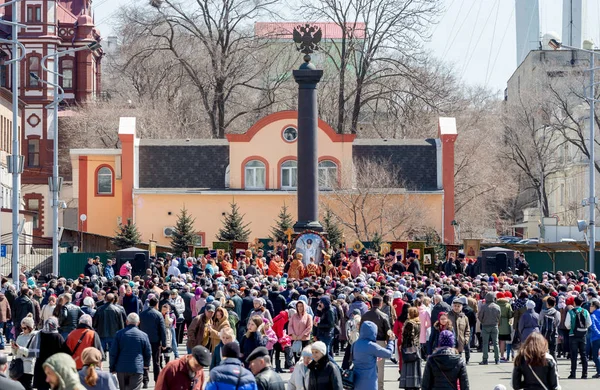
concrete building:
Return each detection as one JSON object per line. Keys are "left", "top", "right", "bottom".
{"left": 69, "top": 111, "right": 458, "bottom": 249}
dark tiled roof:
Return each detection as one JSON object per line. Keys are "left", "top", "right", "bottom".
{"left": 138, "top": 142, "right": 229, "bottom": 189}
{"left": 352, "top": 139, "right": 439, "bottom": 191}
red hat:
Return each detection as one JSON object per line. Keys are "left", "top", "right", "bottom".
{"left": 550, "top": 291, "right": 558, "bottom": 298}
{"left": 496, "top": 291, "right": 504, "bottom": 299}
{"left": 504, "top": 291, "right": 513, "bottom": 298}
{"left": 566, "top": 296, "right": 575, "bottom": 306}
{"left": 574, "top": 285, "right": 581, "bottom": 292}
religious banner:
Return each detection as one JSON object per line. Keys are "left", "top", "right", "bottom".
{"left": 212, "top": 241, "right": 231, "bottom": 251}
{"left": 463, "top": 239, "right": 481, "bottom": 259}
{"left": 193, "top": 247, "right": 209, "bottom": 258}
{"left": 445, "top": 244, "right": 460, "bottom": 261}
{"left": 389, "top": 241, "right": 408, "bottom": 261}
{"left": 408, "top": 241, "right": 426, "bottom": 261}
{"left": 423, "top": 247, "right": 435, "bottom": 266}
{"left": 232, "top": 241, "right": 249, "bottom": 256}
{"left": 149, "top": 240, "right": 157, "bottom": 258}
{"left": 292, "top": 231, "right": 327, "bottom": 265}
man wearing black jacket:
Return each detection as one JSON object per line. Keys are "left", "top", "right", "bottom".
{"left": 13, "top": 287, "right": 35, "bottom": 336}
{"left": 268, "top": 284, "right": 287, "bottom": 315}
{"left": 316, "top": 296, "right": 336, "bottom": 357}
{"left": 139, "top": 296, "right": 167, "bottom": 387}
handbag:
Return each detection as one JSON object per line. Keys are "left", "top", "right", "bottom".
{"left": 291, "top": 340, "right": 303, "bottom": 354}
{"left": 402, "top": 346, "right": 419, "bottom": 363}
{"left": 9, "top": 334, "right": 35, "bottom": 380}
{"left": 341, "top": 344, "right": 355, "bottom": 390}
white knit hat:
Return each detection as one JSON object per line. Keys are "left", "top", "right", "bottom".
{"left": 311, "top": 341, "right": 327, "bottom": 356}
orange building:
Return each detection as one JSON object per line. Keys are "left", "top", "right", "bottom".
{"left": 70, "top": 111, "right": 458, "bottom": 248}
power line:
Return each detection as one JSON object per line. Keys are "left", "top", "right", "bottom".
{"left": 459, "top": 0, "right": 482, "bottom": 77}
{"left": 439, "top": 0, "right": 466, "bottom": 58}
{"left": 459, "top": 0, "right": 498, "bottom": 81}
{"left": 485, "top": 6, "right": 515, "bottom": 88}
{"left": 483, "top": 0, "right": 500, "bottom": 84}
{"left": 96, "top": 0, "right": 135, "bottom": 27}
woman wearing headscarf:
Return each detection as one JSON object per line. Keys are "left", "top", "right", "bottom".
{"left": 78, "top": 347, "right": 118, "bottom": 390}
{"left": 209, "top": 307, "right": 231, "bottom": 353}
{"left": 11, "top": 314, "right": 38, "bottom": 390}
{"left": 422, "top": 330, "right": 470, "bottom": 390}
{"left": 518, "top": 300, "right": 540, "bottom": 343}
{"left": 32, "top": 317, "right": 68, "bottom": 390}
{"left": 250, "top": 298, "right": 273, "bottom": 323}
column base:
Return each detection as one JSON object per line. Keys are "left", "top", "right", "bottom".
{"left": 293, "top": 220, "right": 323, "bottom": 233}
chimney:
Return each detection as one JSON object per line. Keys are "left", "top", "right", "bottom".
{"left": 438, "top": 117, "right": 457, "bottom": 244}
{"left": 118, "top": 117, "right": 136, "bottom": 223}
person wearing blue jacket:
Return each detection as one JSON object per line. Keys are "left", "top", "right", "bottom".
{"left": 109, "top": 313, "right": 151, "bottom": 390}
{"left": 590, "top": 299, "right": 600, "bottom": 379}
{"left": 206, "top": 342, "right": 258, "bottom": 390}
{"left": 352, "top": 321, "right": 394, "bottom": 390}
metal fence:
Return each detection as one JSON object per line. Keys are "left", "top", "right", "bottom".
{"left": 0, "top": 243, "right": 54, "bottom": 277}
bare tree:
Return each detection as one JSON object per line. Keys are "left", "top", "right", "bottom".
{"left": 301, "top": 0, "right": 442, "bottom": 134}
{"left": 118, "top": 0, "right": 292, "bottom": 138}
{"left": 320, "top": 158, "right": 426, "bottom": 241}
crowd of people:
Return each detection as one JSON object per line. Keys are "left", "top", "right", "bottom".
{"left": 0, "top": 247, "right": 597, "bottom": 390}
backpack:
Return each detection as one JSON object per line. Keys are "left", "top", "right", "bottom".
{"left": 540, "top": 313, "right": 556, "bottom": 341}
{"left": 572, "top": 308, "right": 588, "bottom": 338}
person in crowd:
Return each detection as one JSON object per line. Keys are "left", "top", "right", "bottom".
{"left": 289, "top": 346, "right": 312, "bottom": 390}
{"left": 42, "top": 353, "right": 85, "bottom": 390}
{"left": 315, "top": 296, "right": 336, "bottom": 357}
{"left": 307, "top": 341, "right": 343, "bottom": 390}
{"left": 211, "top": 307, "right": 232, "bottom": 353}
{"left": 206, "top": 342, "right": 257, "bottom": 390}
{"left": 400, "top": 306, "right": 422, "bottom": 390}
{"left": 160, "top": 303, "right": 175, "bottom": 366}
{"left": 33, "top": 317, "right": 68, "bottom": 390}
{"left": 588, "top": 298, "right": 600, "bottom": 379}
{"left": 422, "top": 330, "right": 470, "bottom": 390}
{"left": 122, "top": 285, "right": 140, "bottom": 315}
{"left": 78, "top": 347, "right": 118, "bottom": 390}
{"left": 289, "top": 299, "right": 313, "bottom": 362}
{"left": 429, "top": 312, "right": 453, "bottom": 354}
{"left": 93, "top": 293, "right": 126, "bottom": 354}
{"left": 188, "top": 303, "right": 217, "bottom": 350}
{"left": 39, "top": 295, "right": 55, "bottom": 328}
{"left": 353, "top": 321, "right": 395, "bottom": 390}
{"left": 109, "top": 313, "right": 152, "bottom": 390}
{"left": 271, "top": 306, "right": 293, "bottom": 372}
{"left": 247, "top": 346, "right": 285, "bottom": 390}
{"left": 241, "top": 316, "right": 268, "bottom": 364}
{"left": 210, "top": 327, "right": 236, "bottom": 369}
{"left": 65, "top": 314, "right": 104, "bottom": 370}
{"left": 0, "top": 292, "right": 11, "bottom": 349}
{"left": 0, "top": 351, "right": 26, "bottom": 390}
{"left": 14, "top": 287, "right": 36, "bottom": 336}
{"left": 539, "top": 295, "right": 561, "bottom": 361}
{"left": 11, "top": 314, "right": 38, "bottom": 390}
{"left": 496, "top": 291, "right": 513, "bottom": 362}
{"left": 448, "top": 297, "right": 471, "bottom": 363}
{"left": 511, "top": 332, "right": 560, "bottom": 390}
{"left": 156, "top": 345, "right": 211, "bottom": 390}
{"left": 519, "top": 300, "right": 540, "bottom": 343}
{"left": 565, "top": 295, "right": 592, "bottom": 379}
{"left": 250, "top": 298, "right": 273, "bottom": 324}
{"left": 139, "top": 296, "right": 167, "bottom": 386}
{"left": 417, "top": 297, "right": 431, "bottom": 359}
{"left": 478, "top": 292, "right": 501, "bottom": 365}
{"left": 57, "top": 293, "right": 84, "bottom": 341}
{"left": 360, "top": 296, "right": 392, "bottom": 390}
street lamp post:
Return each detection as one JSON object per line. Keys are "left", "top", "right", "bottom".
{"left": 550, "top": 38, "right": 597, "bottom": 275}
{"left": 0, "top": 0, "right": 26, "bottom": 289}
{"left": 37, "top": 41, "right": 100, "bottom": 276}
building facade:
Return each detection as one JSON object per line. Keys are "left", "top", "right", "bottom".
{"left": 70, "top": 111, "right": 458, "bottom": 249}
{"left": 0, "top": 0, "right": 101, "bottom": 240}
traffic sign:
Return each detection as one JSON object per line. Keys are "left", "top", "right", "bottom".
{"left": 1, "top": 244, "right": 6, "bottom": 258}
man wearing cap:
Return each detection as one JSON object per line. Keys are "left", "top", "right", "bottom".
{"left": 155, "top": 345, "right": 211, "bottom": 390}
{"left": 247, "top": 346, "right": 285, "bottom": 390}
{"left": 110, "top": 313, "right": 152, "bottom": 390}
{"left": 448, "top": 297, "right": 471, "bottom": 363}
{"left": 206, "top": 342, "right": 257, "bottom": 390}
{"left": 0, "top": 351, "right": 25, "bottom": 389}
{"left": 188, "top": 303, "right": 217, "bottom": 350}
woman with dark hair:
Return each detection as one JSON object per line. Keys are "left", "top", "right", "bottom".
{"left": 240, "top": 315, "right": 268, "bottom": 366}
{"left": 421, "top": 330, "right": 470, "bottom": 390}
{"left": 400, "top": 307, "right": 422, "bottom": 390}
{"left": 511, "top": 332, "right": 560, "bottom": 390}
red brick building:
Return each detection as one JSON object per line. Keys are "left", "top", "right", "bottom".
{"left": 0, "top": 0, "right": 102, "bottom": 238}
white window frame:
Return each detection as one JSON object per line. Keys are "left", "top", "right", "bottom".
{"left": 245, "top": 160, "right": 266, "bottom": 190}
{"left": 281, "top": 160, "right": 298, "bottom": 190}
{"left": 318, "top": 160, "right": 338, "bottom": 190}
{"left": 97, "top": 167, "right": 113, "bottom": 194}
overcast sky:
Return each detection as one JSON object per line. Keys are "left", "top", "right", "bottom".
{"left": 92, "top": 0, "right": 600, "bottom": 95}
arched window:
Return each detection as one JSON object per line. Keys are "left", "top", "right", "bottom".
{"left": 318, "top": 160, "right": 338, "bottom": 189}
{"left": 97, "top": 166, "right": 113, "bottom": 195}
{"left": 281, "top": 160, "right": 297, "bottom": 189}
{"left": 244, "top": 160, "right": 266, "bottom": 189}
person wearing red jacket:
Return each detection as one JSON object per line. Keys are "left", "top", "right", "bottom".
{"left": 272, "top": 308, "right": 293, "bottom": 372}
{"left": 393, "top": 292, "right": 408, "bottom": 374}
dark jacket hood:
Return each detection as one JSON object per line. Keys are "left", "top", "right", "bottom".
{"left": 429, "top": 348, "right": 462, "bottom": 371}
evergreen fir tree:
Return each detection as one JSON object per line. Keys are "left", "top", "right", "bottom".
{"left": 112, "top": 219, "right": 142, "bottom": 249}
{"left": 322, "top": 208, "right": 343, "bottom": 249}
{"left": 171, "top": 206, "right": 197, "bottom": 255}
{"left": 217, "top": 201, "right": 251, "bottom": 242}
{"left": 270, "top": 202, "right": 294, "bottom": 243}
